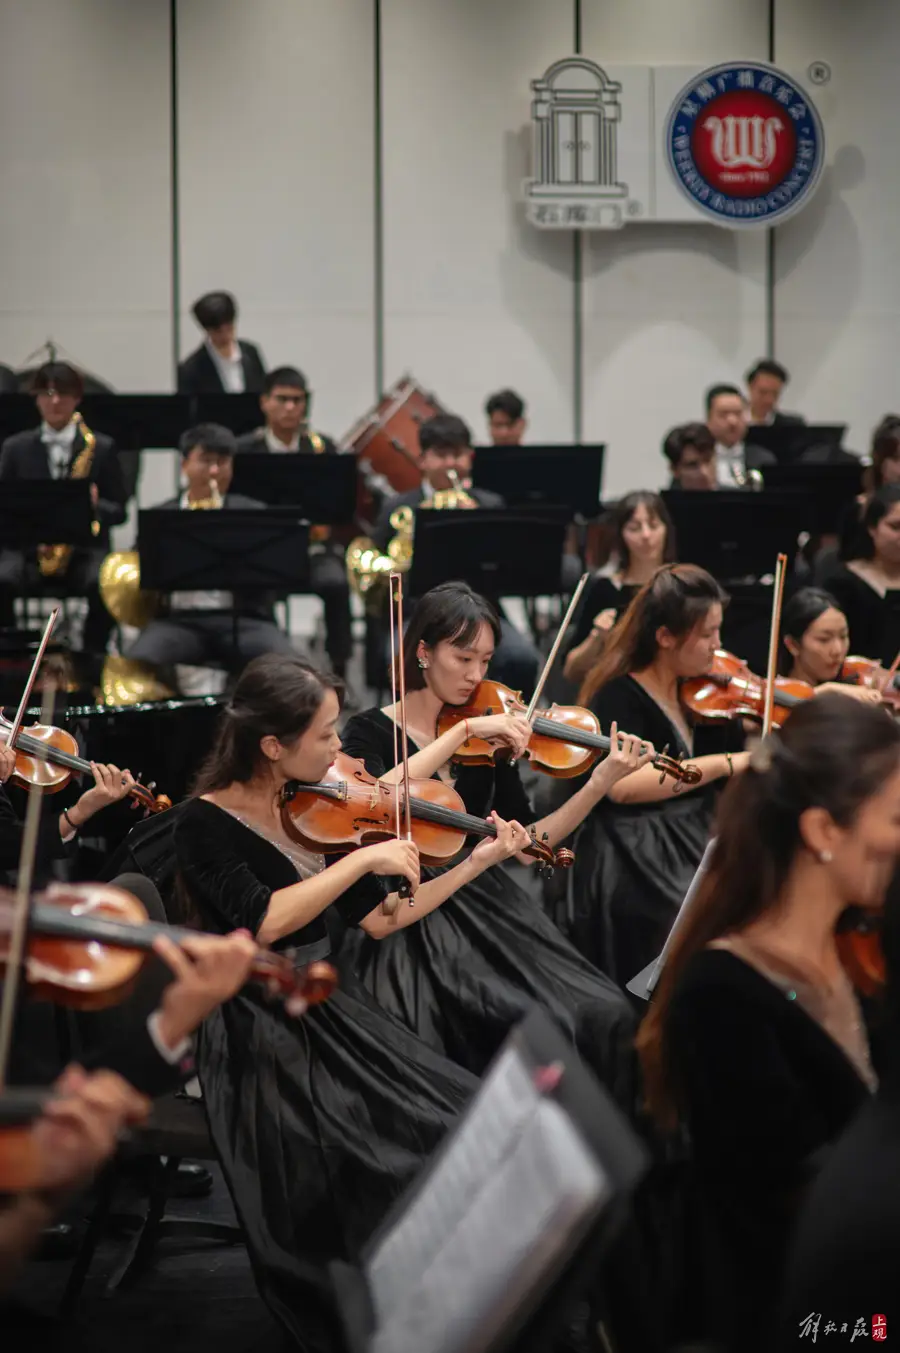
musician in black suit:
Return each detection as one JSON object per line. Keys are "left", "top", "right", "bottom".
{"left": 0, "top": 361, "right": 127, "bottom": 659}
{"left": 125, "top": 424, "right": 293, "bottom": 689}
{"left": 706, "top": 383, "right": 777, "bottom": 488}
{"left": 746, "top": 359, "right": 805, "bottom": 428}
{"left": 177, "top": 291, "right": 266, "bottom": 396}
{"left": 236, "top": 366, "right": 351, "bottom": 676}
{"left": 373, "top": 413, "right": 539, "bottom": 695}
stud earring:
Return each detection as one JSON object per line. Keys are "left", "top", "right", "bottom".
{"left": 417, "top": 657, "right": 427, "bottom": 670}
{"left": 819, "top": 850, "right": 833, "bottom": 864}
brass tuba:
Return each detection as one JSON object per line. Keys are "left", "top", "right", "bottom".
{"left": 38, "top": 413, "right": 99, "bottom": 577}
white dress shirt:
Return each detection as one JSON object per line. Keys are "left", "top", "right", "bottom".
{"left": 715, "top": 442, "right": 748, "bottom": 487}
{"left": 168, "top": 491, "right": 233, "bottom": 613}
{"left": 206, "top": 338, "right": 245, "bottom": 394}
{"left": 41, "top": 418, "right": 78, "bottom": 478}
{"left": 264, "top": 426, "right": 301, "bottom": 453}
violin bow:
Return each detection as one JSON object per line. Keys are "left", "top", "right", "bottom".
{"left": 0, "top": 678, "right": 57, "bottom": 1091}
{"left": 524, "top": 573, "right": 589, "bottom": 724}
{"left": 388, "top": 571, "right": 414, "bottom": 911}
{"left": 3, "top": 606, "right": 60, "bottom": 757}
{"left": 761, "top": 553, "right": 788, "bottom": 740}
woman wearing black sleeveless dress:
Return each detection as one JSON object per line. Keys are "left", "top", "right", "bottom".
{"left": 171, "top": 653, "right": 510, "bottom": 1353}
{"left": 341, "top": 582, "right": 652, "bottom": 1113}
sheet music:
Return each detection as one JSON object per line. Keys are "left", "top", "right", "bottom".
{"left": 367, "top": 1046, "right": 609, "bottom": 1353}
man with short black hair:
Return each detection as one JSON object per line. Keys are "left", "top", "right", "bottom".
{"left": 662, "top": 422, "right": 717, "bottom": 490}
{"left": 705, "top": 382, "right": 776, "bottom": 487}
{"left": 485, "top": 389, "right": 527, "bottom": 446}
{"left": 177, "top": 291, "right": 266, "bottom": 395}
{"left": 745, "top": 358, "right": 804, "bottom": 427}
{"left": 0, "top": 361, "right": 127, "bottom": 662}
{"left": 373, "top": 413, "right": 539, "bottom": 694}
{"left": 124, "top": 423, "right": 292, "bottom": 689}
{"left": 236, "top": 367, "right": 350, "bottom": 676}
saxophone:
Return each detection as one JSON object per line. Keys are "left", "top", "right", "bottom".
{"left": 38, "top": 413, "right": 99, "bottom": 577}
{"left": 346, "top": 469, "right": 476, "bottom": 608}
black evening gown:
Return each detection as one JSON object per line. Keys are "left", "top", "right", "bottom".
{"left": 340, "top": 709, "right": 638, "bottom": 1115}
{"left": 173, "top": 800, "right": 477, "bottom": 1353}
{"left": 570, "top": 676, "right": 742, "bottom": 986}
{"left": 668, "top": 948, "right": 871, "bottom": 1352}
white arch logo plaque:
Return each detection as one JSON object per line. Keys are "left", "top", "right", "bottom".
{"left": 526, "top": 58, "right": 629, "bottom": 230}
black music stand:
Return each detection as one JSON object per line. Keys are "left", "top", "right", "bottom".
{"left": 472, "top": 445, "right": 606, "bottom": 517}
{"left": 761, "top": 462, "right": 863, "bottom": 536}
{"left": 749, "top": 423, "right": 847, "bottom": 464}
{"left": 190, "top": 393, "right": 262, "bottom": 436}
{"left": 229, "top": 451, "right": 357, "bottom": 524}
{"left": 409, "top": 508, "right": 570, "bottom": 598}
{"left": 0, "top": 482, "right": 94, "bottom": 550}
{"left": 662, "top": 490, "right": 806, "bottom": 581}
{"left": 0, "top": 392, "right": 37, "bottom": 441}
{"left": 330, "top": 1009, "right": 648, "bottom": 1353}
{"left": 137, "top": 508, "right": 310, "bottom": 657}
{"left": 79, "top": 394, "right": 191, "bottom": 450}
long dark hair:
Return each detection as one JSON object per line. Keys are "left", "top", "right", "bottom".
{"left": 192, "top": 653, "right": 339, "bottom": 794}
{"left": 399, "top": 582, "right": 501, "bottom": 693}
{"left": 865, "top": 415, "right": 900, "bottom": 492}
{"left": 853, "top": 483, "right": 900, "bottom": 561}
{"left": 637, "top": 695, "right": 900, "bottom": 1129}
{"left": 610, "top": 491, "right": 677, "bottom": 572}
{"left": 579, "top": 563, "right": 727, "bottom": 706}
{"left": 779, "top": 587, "right": 845, "bottom": 675}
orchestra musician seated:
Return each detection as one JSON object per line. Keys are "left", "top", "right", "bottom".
{"left": 123, "top": 423, "right": 293, "bottom": 691}
{"left": 662, "top": 421, "right": 718, "bottom": 491}
{"left": 373, "top": 413, "right": 539, "bottom": 696}
{"left": 706, "top": 382, "right": 776, "bottom": 488}
{"left": 484, "top": 388, "right": 527, "bottom": 445}
{"left": 745, "top": 358, "right": 804, "bottom": 428}
{"left": 0, "top": 361, "right": 127, "bottom": 668}
{"left": 236, "top": 366, "right": 351, "bottom": 677}
{"left": 177, "top": 290, "right": 266, "bottom": 396}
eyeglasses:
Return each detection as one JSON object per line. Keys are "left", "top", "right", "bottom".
{"left": 270, "top": 393, "right": 306, "bottom": 406}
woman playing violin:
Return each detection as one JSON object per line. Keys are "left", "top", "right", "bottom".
{"left": 564, "top": 491, "right": 675, "bottom": 686}
{"left": 172, "top": 652, "right": 482, "bottom": 1353}
{"left": 341, "top": 581, "right": 651, "bottom": 1106}
{"left": 638, "top": 696, "right": 900, "bottom": 1351}
{"left": 572, "top": 564, "right": 751, "bottom": 983}
{"left": 0, "top": 745, "right": 138, "bottom": 874}
{"left": 821, "top": 484, "right": 900, "bottom": 666}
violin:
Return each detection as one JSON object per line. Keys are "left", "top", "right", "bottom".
{"left": 841, "top": 656, "right": 900, "bottom": 711}
{"left": 280, "top": 750, "right": 573, "bottom": 874}
{"left": 836, "top": 906, "right": 884, "bottom": 999}
{"left": 680, "top": 651, "right": 815, "bottom": 728}
{"left": 0, "top": 881, "right": 338, "bottom": 1012}
{"left": 0, "top": 712, "right": 171, "bottom": 814}
{"left": 435, "top": 680, "right": 702, "bottom": 787}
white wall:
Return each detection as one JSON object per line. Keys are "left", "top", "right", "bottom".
{"left": 1, "top": 0, "right": 896, "bottom": 504}
{"left": 380, "top": 0, "right": 576, "bottom": 448}
{"left": 775, "top": 0, "right": 899, "bottom": 458}
{"left": 0, "top": 0, "right": 172, "bottom": 392}
{"left": 579, "top": 0, "right": 770, "bottom": 495}
{"left": 176, "top": 0, "right": 376, "bottom": 442}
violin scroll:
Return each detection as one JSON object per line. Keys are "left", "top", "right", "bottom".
{"left": 654, "top": 747, "right": 702, "bottom": 787}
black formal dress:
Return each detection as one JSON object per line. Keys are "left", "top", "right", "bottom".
{"left": 340, "top": 708, "right": 639, "bottom": 1115}
{"left": 668, "top": 948, "right": 871, "bottom": 1352}
{"left": 0, "top": 424, "right": 127, "bottom": 653}
{"left": 570, "top": 676, "right": 742, "bottom": 984}
{"left": 176, "top": 340, "right": 266, "bottom": 395}
{"left": 371, "top": 485, "right": 540, "bottom": 697}
{"left": 235, "top": 428, "right": 352, "bottom": 674}
{"left": 778, "top": 1069, "right": 900, "bottom": 1345}
{"left": 816, "top": 560, "right": 900, "bottom": 666}
{"left": 566, "top": 574, "right": 641, "bottom": 659}
{"left": 174, "top": 799, "right": 476, "bottom": 1352}
{"left": 125, "top": 491, "right": 293, "bottom": 684}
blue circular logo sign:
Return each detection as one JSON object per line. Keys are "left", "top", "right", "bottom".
{"left": 665, "top": 62, "right": 825, "bottom": 227}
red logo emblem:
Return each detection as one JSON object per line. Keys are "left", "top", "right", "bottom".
{"left": 873, "top": 1314, "right": 887, "bottom": 1342}
{"left": 691, "top": 90, "right": 798, "bottom": 197}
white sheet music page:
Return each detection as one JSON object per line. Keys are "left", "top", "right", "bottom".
{"left": 367, "top": 1046, "right": 609, "bottom": 1353}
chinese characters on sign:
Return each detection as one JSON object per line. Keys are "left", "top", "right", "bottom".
{"left": 798, "top": 1313, "right": 887, "bottom": 1343}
